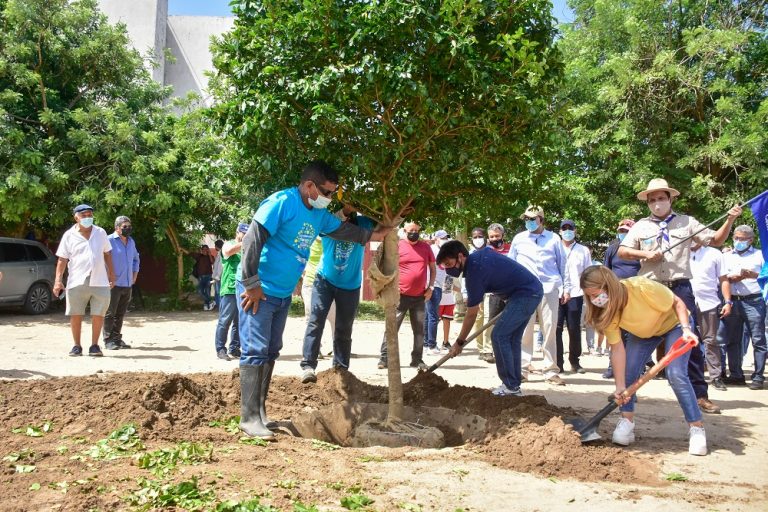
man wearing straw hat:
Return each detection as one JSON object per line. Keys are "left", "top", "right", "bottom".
{"left": 618, "top": 178, "right": 742, "bottom": 415}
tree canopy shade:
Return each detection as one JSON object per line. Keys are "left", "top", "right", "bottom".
{"left": 209, "top": 0, "right": 563, "bottom": 224}
{"left": 555, "top": 0, "right": 768, "bottom": 237}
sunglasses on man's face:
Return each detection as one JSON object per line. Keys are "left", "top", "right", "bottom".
{"left": 313, "top": 181, "right": 336, "bottom": 198}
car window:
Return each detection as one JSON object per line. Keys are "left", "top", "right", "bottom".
{"left": 26, "top": 245, "right": 49, "bottom": 261}
{"left": 0, "top": 242, "right": 29, "bottom": 263}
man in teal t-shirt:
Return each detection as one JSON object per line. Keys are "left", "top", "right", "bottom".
{"left": 214, "top": 223, "right": 248, "bottom": 360}
{"left": 236, "top": 161, "right": 389, "bottom": 440}
{"left": 300, "top": 207, "right": 376, "bottom": 383}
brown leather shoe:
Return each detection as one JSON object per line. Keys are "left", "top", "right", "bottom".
{"left": 546, "top": 374, "right": 566, "bottom": 386}
{"left": 697, "top": 397, "right": 721, "bottom": 414}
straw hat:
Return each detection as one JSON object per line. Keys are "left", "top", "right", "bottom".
{"left": 636, "top": 178, "right": 680, "bottom": 201}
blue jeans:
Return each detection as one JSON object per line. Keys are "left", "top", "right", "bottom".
{"left": 301, "top": 275, "right": 360, "bottom": 370}
{"left": 717, "top": 297, "right": 766, "bottom": 383}
{"left": 214, "top": 281, "right": 221, "bottom": 308}
{"left": 424, "top": 286, "right": 443, "bottom": 348}
{"left": 236, "top": 281, "right": 291, "bottom": 366}
{"left": 214, "top": 294, "right": 240, "bottom": 353}
{"left": 668, "top": 280, "right": 708, "bottom": 399}
{"left": 622, "top": 326, "right": 702, "bottom": 423}
{"left": 491, "top": 294, "right": 541, "bottom": 389}
{"left": 197, "top": 274, "right": 212, "bottom": 307}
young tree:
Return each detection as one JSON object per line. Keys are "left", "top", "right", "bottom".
{"left": 211, "top": 0, "right": 562, "bottom": 421}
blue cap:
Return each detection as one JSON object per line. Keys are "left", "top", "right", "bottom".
{"left": 73, "top": 204, "right": 93, "bottom": 214}
{"left": 237, "top": 223, "right": 249, "bottom": 233}
{"left": 434, "top": 229, "right": 449, "bottom": 239}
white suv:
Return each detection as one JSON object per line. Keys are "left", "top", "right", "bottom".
{"left": 0, "top": 237, "right": 57, "bottom": 314}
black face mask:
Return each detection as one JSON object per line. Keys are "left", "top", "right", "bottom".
{"left": 489, "top": 239, "right": 504, "bottom": 249}
{"left": 121, "top": 227, "right": 133, "bottom": 237}
{"left": 406, "top": 232, "right": 420, "bottom": 242}
{"left": 445, "top": 266, "right": 463, "bottom": 278}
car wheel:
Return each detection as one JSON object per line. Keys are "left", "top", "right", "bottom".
{"left": 23, "top": 282, "right": 52, "bottom": 314}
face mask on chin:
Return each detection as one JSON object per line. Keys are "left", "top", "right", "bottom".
{"left": 308, "top": 194, "right": 332, "bottom": 209}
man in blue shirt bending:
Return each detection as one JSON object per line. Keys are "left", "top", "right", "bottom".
{"left": 437, "top": 240, "right": 543, "bottom": 396}
{"left": 104, "top": 215, "right": 140, "bottom": 350}
{"left": 237, "top": 161, "right": 390, "bottom": 440}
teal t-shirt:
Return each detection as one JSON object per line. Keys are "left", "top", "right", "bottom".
{"left": 318, "top": 216, "right": 374, "bottom": 290}
{"left": 253, "top": 187, "right": 342, "bottom": 298}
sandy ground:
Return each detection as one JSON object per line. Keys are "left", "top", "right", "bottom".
{"left": 1, "top": 307, "right": 767, "bottom": 511}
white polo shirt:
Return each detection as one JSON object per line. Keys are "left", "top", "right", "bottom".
{"left": 563, "top": 242, "right": 592, "bottom": 297}
{"left": 722, "top": 246, "right": 765, "bottom": 296}
{"left": 689, "top": 246, "right": 725, "bottom": 312}
{"left": 56, "top": 224, "right": 112, "bottom": 288}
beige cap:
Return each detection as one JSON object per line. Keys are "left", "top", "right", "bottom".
{"left": 637, "top": 178, "right": 680, "bottom": 201}
{"left": 520, "top": 205, "right": 544, "bottom": 220}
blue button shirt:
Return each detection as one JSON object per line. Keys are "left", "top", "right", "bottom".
{"left": 108, "top": 233, "right": 140, "bottom": 287}
{"left": 318, "top": 216, "right": 375, "bottom": 290}
{"left": 508, "top": 229, "right": 570, "bottom": 295}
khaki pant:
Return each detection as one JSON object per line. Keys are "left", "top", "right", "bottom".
{"left": 521, "top": 289, "right": 561, "bottom": 378}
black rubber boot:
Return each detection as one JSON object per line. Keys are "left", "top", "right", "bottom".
{"left": 239, "top": 365, "right": 276, "bottom": 441}
{"left": 261, "top": 361, "right": 277, "bottom": 430}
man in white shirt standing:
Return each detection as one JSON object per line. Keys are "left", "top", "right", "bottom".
{"left": 555, "top": 219, "right": 592, "bottom": 374}
{"left": 689, "top": 243, "right": 732, "bottom": 390}
{"left": 54, "top": 204, "right": 115, "bottom": 357}
{"left": 717, "top": 225, "right": 766, "bottom": 390}
{"left": 509, "top": 206, "right": 571, "bottom": 386}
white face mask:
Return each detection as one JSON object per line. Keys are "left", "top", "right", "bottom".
{"left": 308, "top": 194, "right": 332, "bottom": 209}
{"left": 471, "top": 238, "right": 485, "bottom": 249}
{"left": 79, "top": 217, "right": 94, "bottom": 228}
{"left": 650, "top": 199, "right": 671, "bottom": 217}
{"left": 590, "top": 291, "right": 609, "bottom": 308}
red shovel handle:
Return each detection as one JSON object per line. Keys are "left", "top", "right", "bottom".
{"left": 619, "top": 337, "right": 697, "bottom": 402}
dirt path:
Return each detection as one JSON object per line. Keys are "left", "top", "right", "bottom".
{"left": 1, "top": 309, "right": 766, "bottom": 511}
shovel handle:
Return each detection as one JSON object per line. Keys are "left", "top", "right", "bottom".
{"left": 618, "top": 337, "right": 696, "bottom": 403}
{"left": 425, "top": 311, "right": 504, "bottom": 373}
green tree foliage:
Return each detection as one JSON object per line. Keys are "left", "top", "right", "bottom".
{"left": 556, "top": 0, "right": 768, "bottom": 241}
{"left": 0, "top": 0, "right": 243, "bottom": 246}
{"left": 210, "top": 0, "right": 562, "bottom": 225}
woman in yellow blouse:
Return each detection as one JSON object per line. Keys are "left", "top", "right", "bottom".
{"left": 581, "top": 265, "right": 707, "bottom": 456}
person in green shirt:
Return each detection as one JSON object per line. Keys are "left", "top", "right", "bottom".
{"left": 214, "top": 223, "right": 248, "bottom": 360}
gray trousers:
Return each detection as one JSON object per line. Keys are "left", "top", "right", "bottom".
{"left": 379, "top": 294, "right": 426, "bottom": 365}
{"left": 103, "top": 286, "right": 132, "bottom": 342}
{"left": 697, "top": 306, "right": 723, "bottom": 379}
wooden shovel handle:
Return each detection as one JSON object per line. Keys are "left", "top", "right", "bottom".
{"left": 619, "top": 337, "right": 696, "bottom": 402}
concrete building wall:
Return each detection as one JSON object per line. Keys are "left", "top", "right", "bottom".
{"left": 97, "top": 0, "right": 168, "bottom": 83}
{"left": 164, "top": 16, "right": 234, "bottom": 104}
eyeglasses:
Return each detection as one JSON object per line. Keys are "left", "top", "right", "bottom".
{"left": 313, "top": 181, "right": 336, "bottom": 198}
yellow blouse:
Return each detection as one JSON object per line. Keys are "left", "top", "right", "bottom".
{"left": 605, "top": 277, "right": 681, "bottom": 344}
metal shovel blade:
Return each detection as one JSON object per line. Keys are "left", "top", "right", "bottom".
{"left": 565, "top": 417, "right": 602, "bottom": 443}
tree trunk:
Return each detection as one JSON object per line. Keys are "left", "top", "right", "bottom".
{"left": 165, "top": 224, "right": 185, "bottom": 298}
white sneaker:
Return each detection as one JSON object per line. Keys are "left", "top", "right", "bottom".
{"left": 612, "top": 417, "right": 635, "bottom": 446}
{"left": 300, "top": 368, "right": 317, "bottom": 384}
{"left": 688, "top": 426, "right": 707, "bottom": 456}
{"left": 427, "top": 347, "right": 441, "bottom": 356}
{"left": 490, "top": 384, "right": 523, "bottom": 397}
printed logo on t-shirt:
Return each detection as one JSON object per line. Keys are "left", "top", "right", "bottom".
{"left": 333, "top": 241, "right": 355, "bottom": 273}
{"left": 294, "top": 223, "right": 316, "bottom": 253}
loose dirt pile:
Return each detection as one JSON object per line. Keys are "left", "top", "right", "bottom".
{"left": 2, "top": 369, "right": 657, "bottom": 480}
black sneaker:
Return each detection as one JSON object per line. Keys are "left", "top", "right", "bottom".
{"left": 724, "top": 375, "right": 746, "bottom": 386}
{"left": 229, "top": 348, "right": 241, "bottom": 358}
{"left": 69, "top": 346, "right": 83, "bottom": 357}
{"left": 117, "top": 340, "right": 132, "bottom": 349}
{"left": 88, "top": 345, "right": 103, "bottom": 357}
{"left": 441, "top": 342, "right": 451, "bottom": 351}
{"left": 105, "top": 341, "right": 121, "bottom": 350}
{"left": 711, "top": 378, "right": 727, "bottom": 391}
{"left": 217, "top": 349, "right": 230, "bottom": 360}
{"left": 602, "top": 368, "right": 613, "bottom": 379}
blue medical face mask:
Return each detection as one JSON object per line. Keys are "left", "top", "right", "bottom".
{"left": 617, "top": 232, "right": 626, "bottom": 242}
{"left": 79, "top": 217, "right": 94, "bottom": 228}
{"left": 734, "top": 240, "right": 750, "bottom": 252}
{"left": 525, "top": 219, "right": 539, "bottom": 232}
{"left": 561, "top": 229, "right": 575, "bottom": 242}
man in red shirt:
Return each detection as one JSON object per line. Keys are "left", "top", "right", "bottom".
{"left": 378, "top": 221, "right": 436, "bottom": 370}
